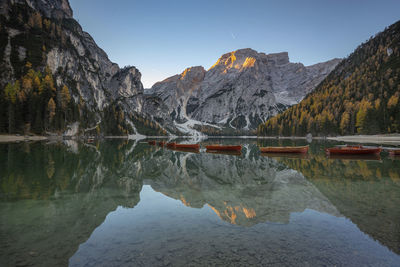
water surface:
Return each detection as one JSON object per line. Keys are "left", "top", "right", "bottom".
{"left": 1, "top": 139, "right": 399, "bottom": 266}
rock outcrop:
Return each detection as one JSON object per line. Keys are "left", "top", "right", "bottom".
{"left": 149, "top": 48, "right": 341, "bottom": 130}
{"left": 0, "top": 0, "right": 73, "bottom": 19}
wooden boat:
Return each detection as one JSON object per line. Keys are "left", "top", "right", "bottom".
{"left": 166, "top": 142, "right": 176, "bottom": 148}
{"left": 389, "top": 149, "right": 400, "bottom": 156}
{"left": 206, "top": 150, "right": 242, "bottom": 156}
{"left": 175, "top": 143, "right": 200, "bottom": 149}
{"left": 325, "top": 145, "right": 381, "bottom": 155}
{"left": 148, "top": 140, "right": 156, "bottom": 145}
{"left": 205, "top": 145, "right": 242, "bottom": 151}
{"left": 259, "top": 145, "right": 309, "bottom": 154}
{"left": 166, "top": 142, "right": 200, "bottom": 150}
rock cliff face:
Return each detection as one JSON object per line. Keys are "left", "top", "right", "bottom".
{"left": 0, "top": 0, "right": 172, "bottom": 136}
{"left": 150, "top": 48, "right": 341, "bottom": 130}
{"left": 0, "top": 0, "right": 73, "bottom": 19}
{"left": 149, "top": 66, "right": 206, "bottom": 123}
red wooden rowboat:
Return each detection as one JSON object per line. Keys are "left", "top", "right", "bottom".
{"left": 166, "top": 142, "right": 200, "bottom": 149}
{"left": 259, "top": 145, "right": 309, "bottom": 154}
{"left": 148, "top": 140, "right": 156, "bottom": 145}
{"left": 166, "top": 143, "right": 200, "bottom": 149}
{"left": 175, "top": 143, "right": 200, "bottom": 149}
{"left": 205, "top": 145, "right": 242, "bottom": 151}
{"left": 325, "top": 145, "right": 381, "bottom": 155}
{"left": 166, "top": 142, "right": 176, "bottom": 148}
{"left": 389, "top": 149, "right": 400, "bottom": 156}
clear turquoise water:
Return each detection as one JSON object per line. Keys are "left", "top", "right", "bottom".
{"left": 1, "top": 139, "right": 400, "bottom": 266}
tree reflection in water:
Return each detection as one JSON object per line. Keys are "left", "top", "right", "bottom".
{"left": 1, "top": 140, "right": 399, "bottom": 266}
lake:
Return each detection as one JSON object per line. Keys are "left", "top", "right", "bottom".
{"left": 1, "top": 139, "right": 400, "bottom": 266}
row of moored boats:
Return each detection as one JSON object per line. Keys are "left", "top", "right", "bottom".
{"left": 148, "top": 141, "right": 400, "bottom": 156}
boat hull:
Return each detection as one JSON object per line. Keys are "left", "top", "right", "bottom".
{"left": 205, "top": 145, "right": 242, "bottom": 151}
{"left": 166, "top": 143, "right": 200, "bottom": 149}
{"left": 175, "top": 144, "right": 200, "bottom": 149}
{"left": 259, "top": 146, "right": 309, "bottom": 154}
{"left": 166, "top": 142, "right": 176, "bottom": 148}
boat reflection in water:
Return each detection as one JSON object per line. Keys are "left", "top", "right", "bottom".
{"left": 205, "top": 149, "right": 242, "bottom": 156}
{"left": 326, "top": 153, "right": 382, "bottom": 161}
{"left": 167, "top": 147, "right": 200, "bottom": 154}
{"left": 1, "top": 140, "right": 399, "bottom": 266}
{"left": 261, "top": 152, "right": 310, "bottom": 160}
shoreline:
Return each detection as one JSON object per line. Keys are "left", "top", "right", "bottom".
{"left": 1, "top": 134, "right": 399, "bottom": 145}
{"left": 0, "top": 135, "right": 48, "bottom": 143}
{"left": 327, "top": 134, "right": 400, "bottom": 145}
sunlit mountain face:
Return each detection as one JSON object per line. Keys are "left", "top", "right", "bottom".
{"left": 148, "top": 49, "right": 340, "bottom": 134}
{"left": 1, "top": 140, "right": 400, "bottom": 266}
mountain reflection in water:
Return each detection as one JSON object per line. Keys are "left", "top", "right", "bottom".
{"left": 0, "top": 140, "right": 399, "bottom": 266}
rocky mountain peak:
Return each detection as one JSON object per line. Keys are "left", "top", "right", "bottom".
{"left": 179, "top": 66, "right": 205, "bottom": 83}
{"left": 150, "top": 48, "right": 341, "bottom": 132}
{"left": 209, "top": 48, "right": 258, "bottom": 71}
{"left": 208, "top": 48, "right": 290, "bottom": 74}
{"left": 109, "top": 66, "right": 144, "bottom": 99}
{"left": 2, "top": 0, "right": 73, "bottom": 19}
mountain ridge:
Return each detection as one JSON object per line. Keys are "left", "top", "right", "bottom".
{"left": 149, "top": 48, "right": 340, "bottom": 133}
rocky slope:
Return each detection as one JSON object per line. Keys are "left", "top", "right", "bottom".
{"left": 0, "top": 0, "right": 173, "bottom": 136}
{"left": 0, "top": 0, "right": 142, "bottom": 108}
{"left": 149, "top": 48, "right": 340, "bottom": 132}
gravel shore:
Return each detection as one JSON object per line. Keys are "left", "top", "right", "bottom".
{"left": 0, "top": 135, "right": 48, "bottom": 142}
{"left": 327, "top": 134, "right": 400, "bottom": 145}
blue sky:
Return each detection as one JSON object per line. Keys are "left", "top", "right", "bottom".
{"left": 69, "top": 0, "right": 400, "bottom": 88}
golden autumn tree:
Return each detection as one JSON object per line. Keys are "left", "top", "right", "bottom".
{"left": 48, "top": 98, "right": 56, "bottom": 124}
{"left": 60, "top": 85, "right": 71, "bottom": 123}
{"left": 356, "top": 99, "right": 373, "bottom": 134}
{"left": 60, "top": 85, "right": 71, "bottom": 110}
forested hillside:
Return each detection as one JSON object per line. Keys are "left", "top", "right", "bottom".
{"left": 258, "top": 20, "right": 400, "bottom": 136}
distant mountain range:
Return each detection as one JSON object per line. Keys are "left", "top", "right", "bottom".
{"left": 0, "top": 0, "right": 397, "bottom": 137}
{"left": 258, "top": 20, "right": 400, "bottom": 136}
